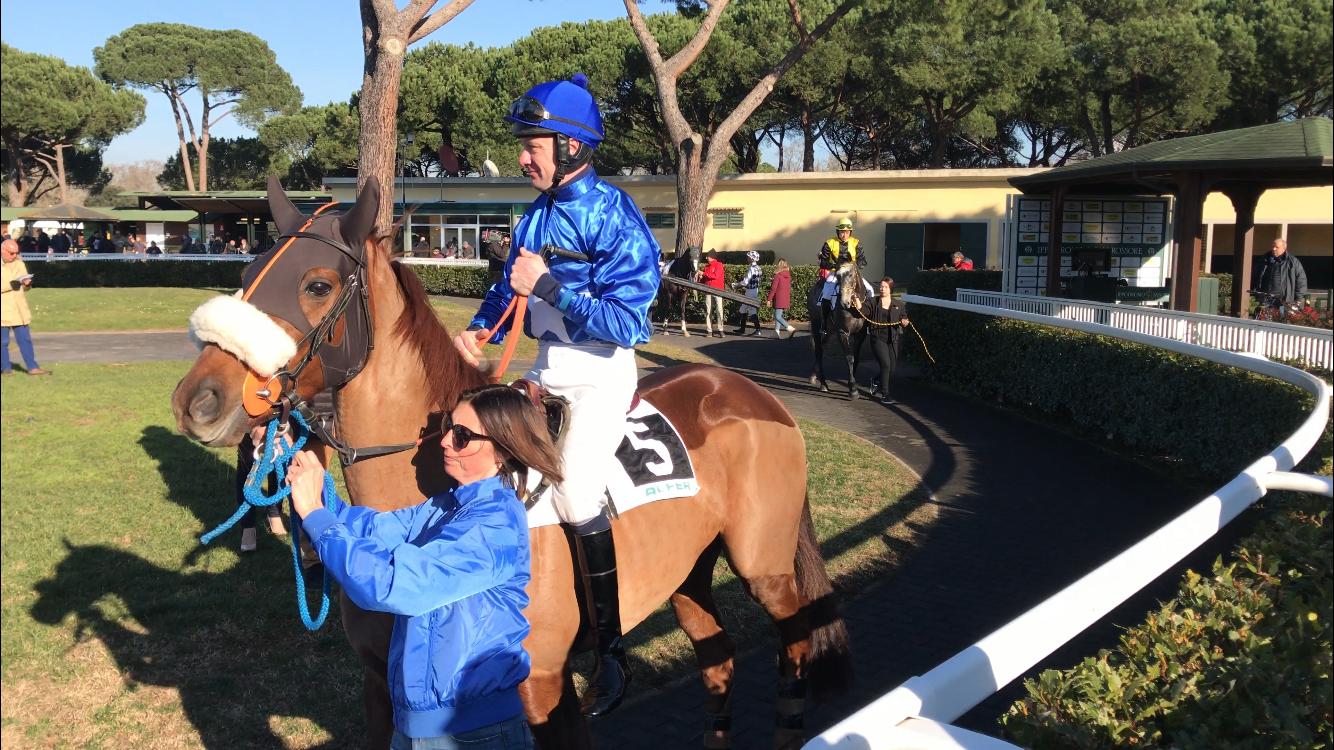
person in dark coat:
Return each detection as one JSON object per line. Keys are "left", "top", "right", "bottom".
{"left": 483, "top": 229, "right": 508, "bottom": 287}
{"left": 865, "top": 277, "right": 909, "bottom": 404}
{"left": 1257, "top": 238, "right": 1308, "bottom": 310}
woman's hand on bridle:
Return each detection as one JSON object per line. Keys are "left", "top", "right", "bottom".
{"left": 287, "top": 449, "right": 327, "bottom": 520}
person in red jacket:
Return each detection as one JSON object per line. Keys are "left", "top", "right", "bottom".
{"left": 696, "top": 249, "right": 727, "bottom": 338}
{"left": 765, "top": 258, "right": 797, "bottom": 339}
{"left": 951, "top": 251, "right": 975, "bottom": 271}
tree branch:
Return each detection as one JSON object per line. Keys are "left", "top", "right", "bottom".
{"left": 664, "top": 0, "right": 731, "bottom": 79}
{"left": 623, "top": 0, "right": 690, "bottom": 145}
{"left": 786, "top": 0, "right": 809, "bottom": 43}
{"left": 705, "top": 0, "right": 858, "bottom": 168}
{"left": 407, "top": 0, "right": 478, "bottom": 44}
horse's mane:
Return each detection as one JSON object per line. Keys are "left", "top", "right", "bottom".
{"left": 387, "top": 258, "right": 488, "bottom": 411}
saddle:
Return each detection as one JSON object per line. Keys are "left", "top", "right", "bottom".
{"left": 509, "top": 378, "right": 573, "bottom": 446}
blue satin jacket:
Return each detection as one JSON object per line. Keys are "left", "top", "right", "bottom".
{"left": 471, "top": 169, "right": 661, "bottom": 347}
{"left": 301, "top": 476, "right": 531, "bottom": 738}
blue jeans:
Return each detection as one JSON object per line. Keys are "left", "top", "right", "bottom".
{"left": 1, "top": 325, "right": 40, "bottom": 372}
{"left": 390, "top": 716, "right": 533, "bottom": 750}
{"left": 773, "top": 308, "right": 794, "bottom": 331}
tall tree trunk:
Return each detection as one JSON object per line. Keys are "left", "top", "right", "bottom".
{"left": 5, "top": 139, "right": 31, "bottom": 206}
{"left": 54, "top": 144, "right": 68, "bottom": 204}
{"left": 357, "top": 0, "right": 475, "bottom": 234}
{"left": 359, "top": 12, "right": 408, "bottom": 233}
{"left": 166, "top": 85, "right": 196, "bottom": 191}
{"left": 801, "top": 103, "right": 816, "bottom": 172}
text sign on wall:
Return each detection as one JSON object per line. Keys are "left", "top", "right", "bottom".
{"left": 1012, "top": 196, "right": 1171, "bottom": 295}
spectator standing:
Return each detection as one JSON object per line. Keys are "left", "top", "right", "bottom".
{"left": 462, "top": 240, "right": 474, "bottom": 259}
{"left": 50, "top": 229, "right": 71, "bottom": 255}
{"left": 17, "top": 231, "right": 37, "bottom": 254}
{"left": 865, "top": 277, "right": 908, "bottom": 404}
{"left": 1257, "top": 238, "right": 1309, "bottom": 310}
{"left": 483, "top": 229, "right": 507, "bottom": 286}
{"left": 951, "top": 251, "right": 974, "bottom": 270}
{"left": 2, "top": 238, "right": 50, "bottom": 376}
{"left": 238, "top": 238, "right": 249, "bottom": 254}
{"left": 147, "top": 241, "right": 162, "bottom": 256}
{"left": 765, "top": 258, "right": 797, "bottom": 339}
{"left": 732, "top": 250, "right": 763, "bottom": 336}
{"left": 131, "top": 234, "right": 146, "bottom": 254}
{"left": 36, "top": 230, "right": 50, "bottom": 255}
{"left": 696, "top": 249, "right": 727, "bottom": 338}
{"left": 413, "top": 234, "right": 431, "bottom": 258}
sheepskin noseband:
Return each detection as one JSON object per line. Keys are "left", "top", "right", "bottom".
{"left": 189, "top": 294, "right": 297, "bottom": 378}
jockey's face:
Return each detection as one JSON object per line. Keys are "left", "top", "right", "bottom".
{"left": 837, "top": 228, "right": 851, "bottom": 240}
{"left": 518, "top": 135, "right": 584, "bottom": 192}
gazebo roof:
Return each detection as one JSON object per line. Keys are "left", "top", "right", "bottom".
{"left": 125, "top": 189, "right": 332, "bottom": 215}
{"left": 1010, "top": 117, "right": 1333, "bottom": 194}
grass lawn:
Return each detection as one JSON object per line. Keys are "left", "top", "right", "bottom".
{"left": 26, "top": 288, "right": 230, "bottom": 333}
{"left": 1, "top": 328, "right": 929, "bottom": 748}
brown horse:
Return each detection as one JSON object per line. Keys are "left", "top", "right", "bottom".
{"left": 171, "top": 177, "right": 851, "bottom": 749}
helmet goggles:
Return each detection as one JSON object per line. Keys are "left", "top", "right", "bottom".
{"left": 508, "top": 95, "right": 600, "bottom": 143}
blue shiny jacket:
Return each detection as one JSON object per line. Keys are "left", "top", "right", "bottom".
{"left": 471, "top": 169, "right": 661, "bottom": 347}
{"left": 301, "top": 476, "right": 531, "bottom": 738}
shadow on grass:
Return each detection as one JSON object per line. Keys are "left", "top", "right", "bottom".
{"left": 27, "top": 428, "right": 363, "bottom": 749}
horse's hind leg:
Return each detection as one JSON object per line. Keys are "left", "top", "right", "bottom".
{"left": 736, "top": 571, "right": 812, "bottom": 750}
{"left": 670, "top": 538, "right": 737, "bottom": 749}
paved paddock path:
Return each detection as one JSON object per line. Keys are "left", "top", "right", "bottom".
{"left": 31, "top": 319, "right": 1254, "bottom": 747}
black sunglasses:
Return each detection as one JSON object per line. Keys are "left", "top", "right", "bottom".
{"left": 443, "top": 418, "right": 495, "bottom": 452}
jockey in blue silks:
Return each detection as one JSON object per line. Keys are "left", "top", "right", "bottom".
{"left": 453, "top": 73, "right": 660, "bottom": 717}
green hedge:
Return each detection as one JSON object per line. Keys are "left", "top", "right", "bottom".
{"left": 406, "top": 264, "right": 492, "bottom": 297}
{"left": 23, "top": 259, "right": 249, "bottom": 288}
{"left": 1002, "top": 488, "right": 1332, "bottom": 749}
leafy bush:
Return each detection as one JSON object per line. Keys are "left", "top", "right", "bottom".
{"left": 23, "top": 259, "right": 249, "bottom": 288}
{"left": 1002, "top": 489, "right": 1332, "bottom": 749}
{"left": 404, "top": 264, "right": 491, "bottom": 297}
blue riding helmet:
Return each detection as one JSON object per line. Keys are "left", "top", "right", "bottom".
{"left": 506, "top": 73, "right": 605, "bottom": 147}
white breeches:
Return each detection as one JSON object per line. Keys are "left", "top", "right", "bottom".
{"left": 526, "top": 341, "right": 638, "bottom": 526}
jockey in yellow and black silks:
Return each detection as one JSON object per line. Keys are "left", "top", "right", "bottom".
{"left": 818, "top": 217, "right": 867, "bottom": 271}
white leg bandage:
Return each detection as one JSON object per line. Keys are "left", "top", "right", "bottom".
{"left": 188, "top": 294, "right": 297, "bottom": 378}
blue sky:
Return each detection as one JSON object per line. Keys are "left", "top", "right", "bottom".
{"left": 0, "top": 1, "right": 631, "bottom": 164}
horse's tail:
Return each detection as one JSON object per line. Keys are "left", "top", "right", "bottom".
{"left": 794, "top": 496, "right": 853, "bottom": 702}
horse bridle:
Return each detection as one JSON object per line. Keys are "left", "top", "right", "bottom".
{"left": 246, "top": 228, "right": 431, "bottom": 466}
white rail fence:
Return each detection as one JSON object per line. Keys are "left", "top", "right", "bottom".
{"left": 21, "top": 253, "right": 489, "bottom": 268}
{"left": 955, "top": 289, "right": 1332, "bottom": 372}
{"left": 804, "top": 295, "right": 1332, "bottom": 750}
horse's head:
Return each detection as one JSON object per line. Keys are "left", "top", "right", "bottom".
{"left": 835, "top": 262, "right": 864, "bottom": 310}
{"left": 171, "top": 176, "right": 381, "bottom": 446}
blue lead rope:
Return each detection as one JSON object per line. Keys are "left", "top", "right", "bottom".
{"left": 199, "top": 411, "right": 333, "bottom": 630}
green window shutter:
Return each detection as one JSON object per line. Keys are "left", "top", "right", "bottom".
{"left": 960, "top": 222, "right": 988, "bottom": 262}
{"left": 646, "top": 212, "right": 676, "bottom": 229}
{"left": 712, "top": 213, "right": 743, "bottom": 229}
{"left": 884, "top": 222, "right": 924, "bottom": 283}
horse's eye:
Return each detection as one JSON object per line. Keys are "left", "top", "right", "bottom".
{"left": 305, "top": 280, "right": 334, "bottom": 298}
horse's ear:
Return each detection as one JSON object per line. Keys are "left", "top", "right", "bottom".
{"left": 340, "top": 176, "right": 380, "bottom": 249}
{"left": 267, "top": 175, "right": 304, "bottom": 235}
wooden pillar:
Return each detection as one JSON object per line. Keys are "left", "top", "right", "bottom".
{"left": 1224, "top": 184, "right": 1262, "bottom": 318}
{"left": 1045, "top": 185, "right": 1066, "bottom": 296}
{"left": 1170, "top": 172, "right": 1204, "bottom": 312}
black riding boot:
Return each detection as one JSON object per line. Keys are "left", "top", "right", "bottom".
{"left": 579, "top": 529, "right": 630, "bottom": 717}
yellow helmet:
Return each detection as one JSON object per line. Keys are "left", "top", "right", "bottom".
{"left": 835, "top": 218, "right": 854, "bottom": 231}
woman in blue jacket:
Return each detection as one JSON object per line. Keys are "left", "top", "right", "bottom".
{"left": 287, "top": 384, "right": 561, "bottom": 750}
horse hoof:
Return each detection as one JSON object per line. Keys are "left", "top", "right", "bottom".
{"left": 850, "top": 390, "right": 860, "bottom": 401}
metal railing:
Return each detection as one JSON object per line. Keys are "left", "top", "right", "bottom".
{"left": 804, "top": 295, "right": 1331, "bottom": 750}
{"left": 955, "top": 289, "right": 1332, "bottom": 372}
{"left": 22, "top": 252, "right": 254, "bottom": 262}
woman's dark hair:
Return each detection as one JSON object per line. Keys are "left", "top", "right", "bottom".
{"left": 879, "top": 276, "right": 895, "bottom": 287}
{"left": 457, "top": 384, "right": 564, "bottom": 495}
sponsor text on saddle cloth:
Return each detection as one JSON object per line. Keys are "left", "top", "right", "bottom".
{"left": 525, "top": 396, "right": 698, "bottom": 528}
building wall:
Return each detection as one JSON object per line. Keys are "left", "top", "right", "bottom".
{"left": 328, "top": 174, "right": 1332, "bottom": 285}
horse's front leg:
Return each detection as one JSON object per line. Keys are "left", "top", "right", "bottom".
{"left": 809, "top": 329, "right": 829, "bottom": 392}
{"left": 840, "top": 331, "right": 859, "bottom": 400}
{"left": 521, "top": 666, "right": 591, "bottom": 750}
